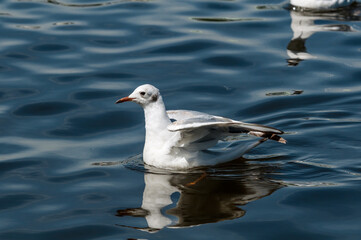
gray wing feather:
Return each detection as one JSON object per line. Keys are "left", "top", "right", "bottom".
{"left": 166, "top": 110, "right": 286, "bottom": 150}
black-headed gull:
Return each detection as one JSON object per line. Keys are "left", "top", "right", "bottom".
{"left": 116, "top": 84, "right": 286, "bottom": 169}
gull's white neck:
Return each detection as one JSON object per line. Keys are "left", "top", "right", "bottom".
{"left": 142, "top": 96, "right": 188, "bottom": 169}
{"left": 143, "top": 96, "right": 171, "bottom": 133}
{"left": 142, "top": 96, "right": 174, "bottom": 157}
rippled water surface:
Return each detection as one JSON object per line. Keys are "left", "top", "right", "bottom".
{"left": 1, "top": 0, "right": 361, "bottom": 239}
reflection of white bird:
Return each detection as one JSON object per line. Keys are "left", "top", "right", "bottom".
{"left": 287, "top": 1, "right": 359, "bottom": 65}
{"left": 140, "top": 173, "right": 177, "bottom": 230}
{"left": 116, "top": 163, "right": 283, "bottom": 231}
{"left": 116, "top": 84, "right": 285, "bottom": 169}
{"left": 290, "top": 0, "right": 355, "bottom": 9}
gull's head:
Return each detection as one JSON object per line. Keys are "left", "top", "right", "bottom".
{"left": 115, "top": 84, "right": 160, "bottom": 107}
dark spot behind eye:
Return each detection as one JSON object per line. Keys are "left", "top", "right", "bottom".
{"left": 140, "top": 91, "right": 146, "bottom": 96}
{"left": 151, "top": 94, "right": 158, "bottom": 102}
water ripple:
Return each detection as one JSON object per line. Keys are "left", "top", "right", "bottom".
{"left": 0, "top": 194, "right": 46, "bottom": 211}
{"left": 0, "top": 0, "right": 361, "bottom": 238}
{"left": 203, "top": 55, "right": 253, "bottom": 67}
{"left": 13, "top": 102, "right": 79, "bottom": 116}
{"left": 32, "top": 44, "right": 70, "bottom": 52}
{"left": 46, "top": 170, "right": 108, "bottom": 183}
{"left": 18, "top": 0, "right": 151, "bottom": 8}
{"left": 192, "top": 17, "right": 263, "bottom": 22}
{"left": 48, "top": 110, "right": 142, "bottom": 137}
{"left": 0, "top": 225, "right": 122, "bottom": 240}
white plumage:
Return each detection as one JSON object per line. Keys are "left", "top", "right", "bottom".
{"left": 116, "top": 84, "right": 285, "bottom": 169}
{"left": 290, "top": 0, "right": 355, "bottom": 9}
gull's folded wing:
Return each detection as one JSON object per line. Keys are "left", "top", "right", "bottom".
{"left": 167, "top": 110, "right": 286, "bottom": 151}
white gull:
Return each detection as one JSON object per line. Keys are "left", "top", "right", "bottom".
{"left": 116, "top": 84, "right": 286, "bottom": 170}
{"left": 290, "top": 0, "right": 355, "bottom": 9}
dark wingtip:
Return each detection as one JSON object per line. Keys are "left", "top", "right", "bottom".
{"left": 249, "top": 131, "right": 287, "bottom": 144}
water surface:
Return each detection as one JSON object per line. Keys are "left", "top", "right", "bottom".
{"left": 1, "top": 0, "right": 361, "bottom": 239}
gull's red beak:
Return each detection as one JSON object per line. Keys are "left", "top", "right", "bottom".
{"left": 115, "top": 97, "right": 134, "bottom": 104}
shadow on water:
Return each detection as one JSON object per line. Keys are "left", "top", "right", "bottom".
{"left": 113, "top": 155, "right": 284, "bottom": 232}
{"left": 285, "top": 3, "right": 361, "bottom": 66}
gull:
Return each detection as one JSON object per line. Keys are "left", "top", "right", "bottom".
{"left": 116, "top": 84, "right": 286, "bottom": 169}
{"left": 290, "top": 0, "right": 356, "bottom": 9}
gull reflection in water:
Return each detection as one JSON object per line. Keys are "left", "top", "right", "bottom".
{"left": 287, "top": 2, "right": 360, "bottom": 66}
{"left": 116, "top": 155, "right": 283, "bottom": 232}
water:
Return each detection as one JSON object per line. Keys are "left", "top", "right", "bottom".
{"left": 1, "top": 0, "right": 361, "bottom": 239}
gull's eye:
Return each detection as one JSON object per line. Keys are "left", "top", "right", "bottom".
{"left": 140, "top": 91, "right": 146, "bottom": 96}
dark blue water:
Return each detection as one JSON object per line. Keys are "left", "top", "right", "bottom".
{"left": 1, "top": 0, "right": 361, "bottom": 239}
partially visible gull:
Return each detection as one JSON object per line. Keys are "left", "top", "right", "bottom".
{"left": 290, "top": 0, "right": 356, "bottom": 9}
